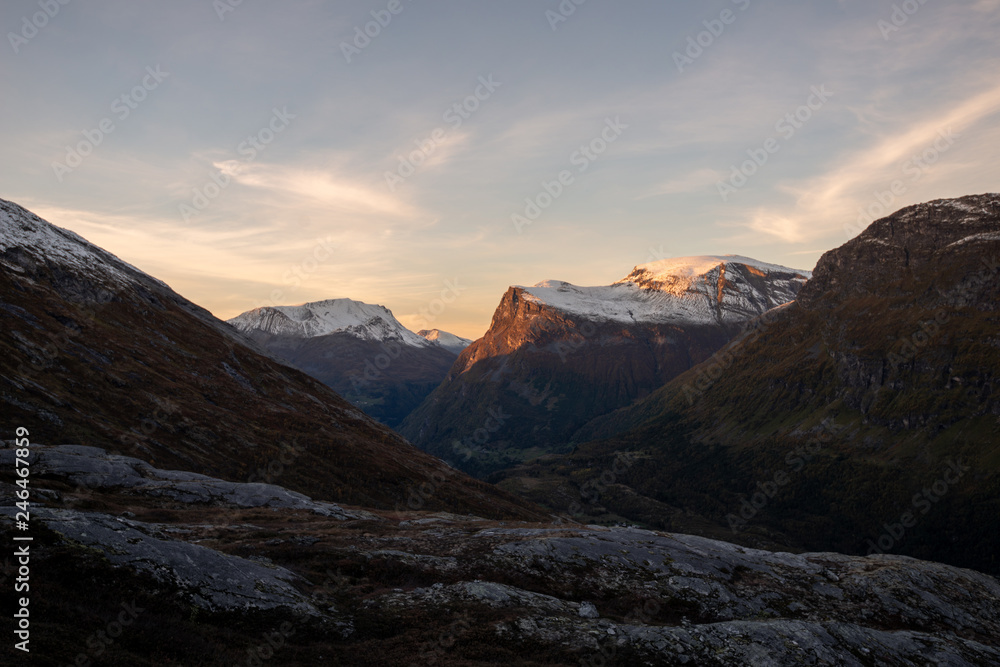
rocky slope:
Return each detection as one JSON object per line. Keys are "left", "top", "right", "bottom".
{"left": 3, "top": 443, "right": 1000, "bottom": 665}
{"left": 230, "top": 299, "right": 463, "bottom": 428}
{"left": 400, "top": 256, "right": 810, "bottom": 477}
{"left": 498, "top": 194, "right": 1000, "bottom": 575}
{"left": 0, "top": 198, "right": 542, "bottom": 520}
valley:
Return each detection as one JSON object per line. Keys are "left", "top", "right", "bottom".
{"left": 2, "top": 194, "right": 999, "bottom": 665}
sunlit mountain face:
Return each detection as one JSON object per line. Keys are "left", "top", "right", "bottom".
{"left": 399, "top": 255, "right": 811, "bottom": 477}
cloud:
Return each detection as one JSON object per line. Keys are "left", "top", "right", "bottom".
{"left": 385, "top": 129, "right": 472, "bottom": 174}
{"left": 738, "top": 83, "right": 1000, "bottom": 243}
{"left": 18, "top": 203, "right": 292, "bottom": 281}
{"left": 217, "top": 161, "right": 418, "bottom": 218}
{"left": 639, "top": 168, "right": 726, "bottom": 199}
{"left": 19, "top": 200, "right": 449, "bottom": 324}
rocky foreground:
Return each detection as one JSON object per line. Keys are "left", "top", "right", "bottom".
{"left": 3, "top": 445, "right": 999, "bottom": 665}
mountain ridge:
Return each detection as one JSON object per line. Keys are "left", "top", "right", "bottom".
{"left": 513, "top": 255, "right": 810, "bottom": 326}
{"left": 228, "top": 299, "right": 470, "bottom": 428}
{"left": 496, "top": 193, "right": 1000, "bottom": 575}
{"left": 229, "top": 298, "right": 432, "bottom": 347}
{"left": 5, "top": 195, "right": 1000, "bottom": 663}
{"left": 0, "top": 197, "right": 543, "bottom": 519}
{"left": 401, "top": 255, "right": 810, "bottom": 476}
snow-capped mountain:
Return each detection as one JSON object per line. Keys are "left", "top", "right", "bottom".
{"left": 0, "top": 198, "right": 165, "bottom": 290}
{"left": 8, "top": 195, "right": 1000, "bottom": 666}
{"left": 401, "top": 254, "right": 811, "bottom": 476}
{"left": 228, "top": 299, "right": 468, "bottom": 428}
{"left": 1, "top": 197, "right": 526, "bottom": 519}
{"left": 229, "top": 298, "right": 430, "bottom": 347}
{"left": 0, "top": 198, "right": 243, "bottom": 344}
{"left": 503, "top": 193, "right": 1000, "bottom": 579}
{"left": 417, "top": 329, "right": 473, "bottom": 353}
{"left": 516, "top": 255, "right": 810, "bottom": 326}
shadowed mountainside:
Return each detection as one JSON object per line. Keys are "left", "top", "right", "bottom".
{"left": 0, "top": 198, "right": 544, "bottom": 520}
{"left": 496, "top": 194, "right": 1000, "bottom": 575}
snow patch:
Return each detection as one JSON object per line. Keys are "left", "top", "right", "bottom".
{"left": 946, "top": 232, "right": 1000, "bottom": 248}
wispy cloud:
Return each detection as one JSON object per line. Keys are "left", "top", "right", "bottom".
{"left": 639, "top": 168, "right": 725, "bottom": 199}
{"left": 3, "top": 0, "right": 998, "bottom": 338}
{"left": 19, "top": 203, "right": 294, "bottom": 281}
{"left": 385, "top": 129, "right": 472, "bottom": 173}
{"left": 217, "top": 161, "right": 419, "bottom": 218}
{"left": 739, "top": 84, "right": 1000, "bottom": 242}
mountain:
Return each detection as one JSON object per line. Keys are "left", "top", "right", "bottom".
{"left": 5, "top": 196, "right": 1000, "bottom": 665}
{"left": 497, "top": 194, "right": 1000, "bottom": 575}
{"left": 399, "top": 256, "right": 810, "bottom": 477}
{"left": 0, "top": 198, "right": 543, "bottom": 520}
{"left": 229, "top": 298, "right": 428, "bottom": 345}
{"left": 417, "top": 328, "right": 473, "bottom": 354}
{"left": 228, "top": 299, "right": 463, "bottom": 427}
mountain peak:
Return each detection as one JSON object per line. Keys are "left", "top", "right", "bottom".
{"left": 799, "top": 193, "right": 1000, "bottom": 307}
{"left": 417, "top": 328, "right": 473, "bottom": 353}
{"left": 228, "top": 298, "right": 429, "bottom": 346}
{"left": 624, "top": 254, "right": 811, "bottom": 285}
{"left": 515, "top": 254, "right": 811, "bottom": 326}
{"left": 0, "top": 197, "right": 165, "bottom": 290}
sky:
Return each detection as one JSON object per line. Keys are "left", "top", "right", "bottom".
{"left": 3, "top": 0, "right": 999, "bottom": 339}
